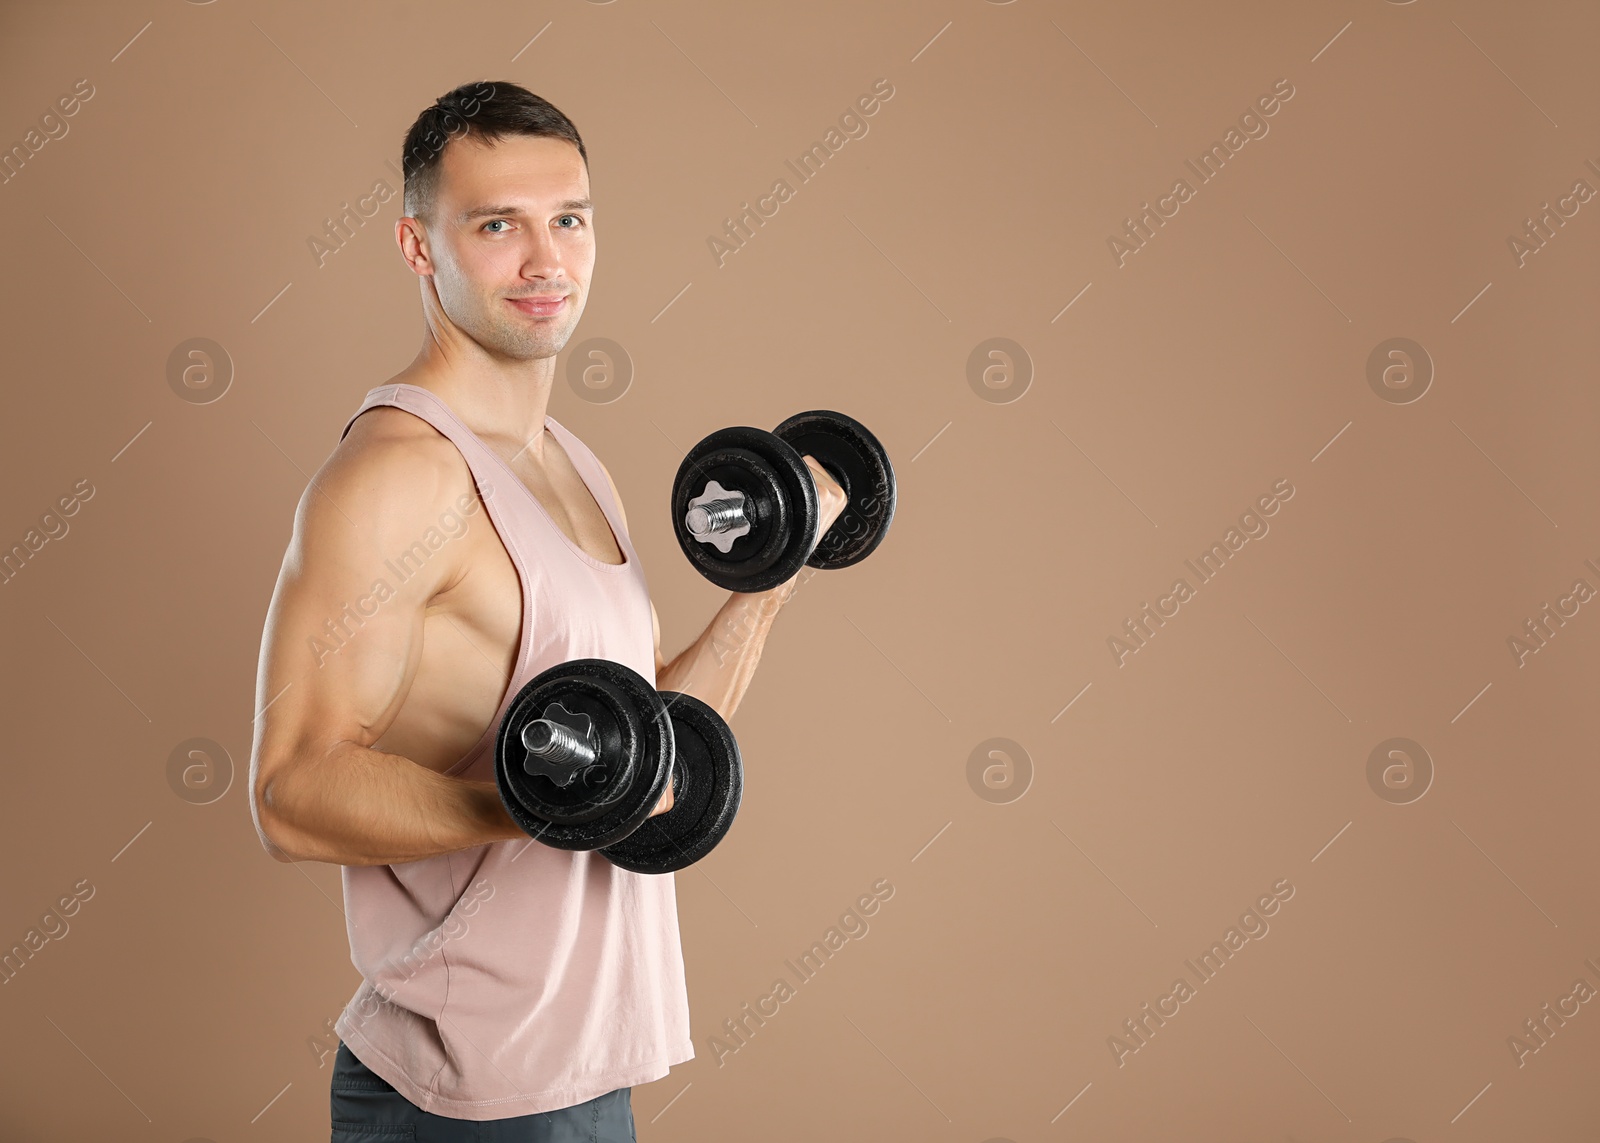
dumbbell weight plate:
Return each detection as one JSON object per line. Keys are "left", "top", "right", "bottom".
{"left": 601, "top": 691, "right": 743, "bottom": 875}
{"left": 772, "top": 410, "right": 896, "bottom": 571}
{"left": 494, "top": 658, "right": 674, "bottom": 851}
{"left": 671, "top": 426, "right": 819, "bottom": 593}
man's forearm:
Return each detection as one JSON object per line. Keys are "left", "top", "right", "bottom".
{"left": 261, "top": 742, "right": 525, "bottom": 866}
{"left": 266, "top": 578, "right": 804, "bottom": 865}
{"left": 658, "top": 569, "right": 813, "bottom": 721}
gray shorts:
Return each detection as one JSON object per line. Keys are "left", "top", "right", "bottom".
{"left": 331, "top": 1041, "right": 637, "bottom": 1142}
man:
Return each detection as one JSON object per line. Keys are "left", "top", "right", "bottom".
{"left": 247, "top": 80, "right": 844, "bottom": 1139}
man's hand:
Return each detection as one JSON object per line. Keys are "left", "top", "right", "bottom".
{"left": 603, "top": 453, "right": 846, "bottom": 817}
{"left": 647, "top": 771, "right": 675, "bottom": 817}
{"left": 745, "top": 455, "right": 848, "bottom": 609}
{"left": 802, "top": 455, "right": 848, "bottom": 548}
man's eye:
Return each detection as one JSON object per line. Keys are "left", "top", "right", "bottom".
{"left": 557, "top": 215, "right": 584, "bottom": 229}
{"left": 483, "top": 219, "right": 510, "bottom": 233}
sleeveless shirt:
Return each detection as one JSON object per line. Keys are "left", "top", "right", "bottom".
{"left": 329, "top": 383, "right": 693, "bottom": 1118}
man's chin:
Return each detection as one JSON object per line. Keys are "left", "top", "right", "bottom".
{"left": 489, "top": 324, "right": 576, "bottom": 362}
{"left": 531, "top": 327, "right": 577, "bottom": 359}
{"left": 508, "top": 342, "right": 564, "bottom": 363}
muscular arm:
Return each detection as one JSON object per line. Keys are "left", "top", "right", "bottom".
{"left": 248, "top": 417, "right": 525, "bottom": 866}
{"left": 600, "top": 456, "right": 845, "bottom": 724}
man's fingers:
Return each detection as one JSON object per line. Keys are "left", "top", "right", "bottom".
{"left": 802, "top": 455, "right": 848, "bottom": 528}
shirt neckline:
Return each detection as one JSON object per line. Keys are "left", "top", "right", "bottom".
{"left": 379, "top": 384, "right": 631, "bottom": 574}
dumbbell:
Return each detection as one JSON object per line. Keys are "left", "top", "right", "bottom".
{"left": 493, "top": 658, "right": 743, "bottom": 874}
{"left": 671, "top": 410, "right": 897, "bottom": 593}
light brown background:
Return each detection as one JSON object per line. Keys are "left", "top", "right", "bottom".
{"left": 1, "top": 0, "right": 1596, "bottom": 1139}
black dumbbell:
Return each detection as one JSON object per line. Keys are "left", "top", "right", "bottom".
{"left": 600, "top": 689, "right": 743, "bottom": 875}
{"left": 671, "top": 410, "right": 897, "bottom": 593}
{"left": 493, "top": 658, "right": 743, "bottom": 874}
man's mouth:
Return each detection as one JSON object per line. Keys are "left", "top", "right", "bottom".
{"left": 509, "top": 294, "right": 568, "bottom": 318}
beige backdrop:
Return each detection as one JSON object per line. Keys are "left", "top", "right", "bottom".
{"left": 1, "top": 0, "right": 1596, "bottom": 1140}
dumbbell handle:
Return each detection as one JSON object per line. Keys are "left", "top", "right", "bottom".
{"left": 684, "top": 456, "right": 845, "bottom": 542}
{"left": 522, "top": 718, "right": 599, "bottom": 771}
{"left": 686, "top": 497, "right": 748, "bottom": 539}
{"left": 521, "top": 714, "right": 675, "bottom": 795}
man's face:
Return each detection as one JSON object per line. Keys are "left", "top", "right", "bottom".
{"left": 424, "top": 134, "right": 593, "bottom": 362}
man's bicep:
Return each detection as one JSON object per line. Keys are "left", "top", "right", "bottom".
{"left": 251, "top": 443, "right": 462, "bottom": 806}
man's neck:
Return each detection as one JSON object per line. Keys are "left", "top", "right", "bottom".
{"left": 396, "top": 357, "right": 558, "bottom": 464}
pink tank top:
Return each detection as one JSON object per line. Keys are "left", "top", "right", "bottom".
{"left": 330, "top": 383, "right": 693, "bottom": 1119}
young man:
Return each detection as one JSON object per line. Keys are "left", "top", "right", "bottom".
{"left": 247, "top": 80, "right": 844, "bottom": 1138}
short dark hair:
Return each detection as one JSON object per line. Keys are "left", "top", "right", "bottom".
{"left": 400, "top": 80, "right": 587, "bottom": 224}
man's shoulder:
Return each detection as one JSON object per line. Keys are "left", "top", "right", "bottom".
{"left": 345, "top": 402, "right": 466, "bottom": 473}
{"left": 311, "top": 404, "right": 476, "bottom": 530}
